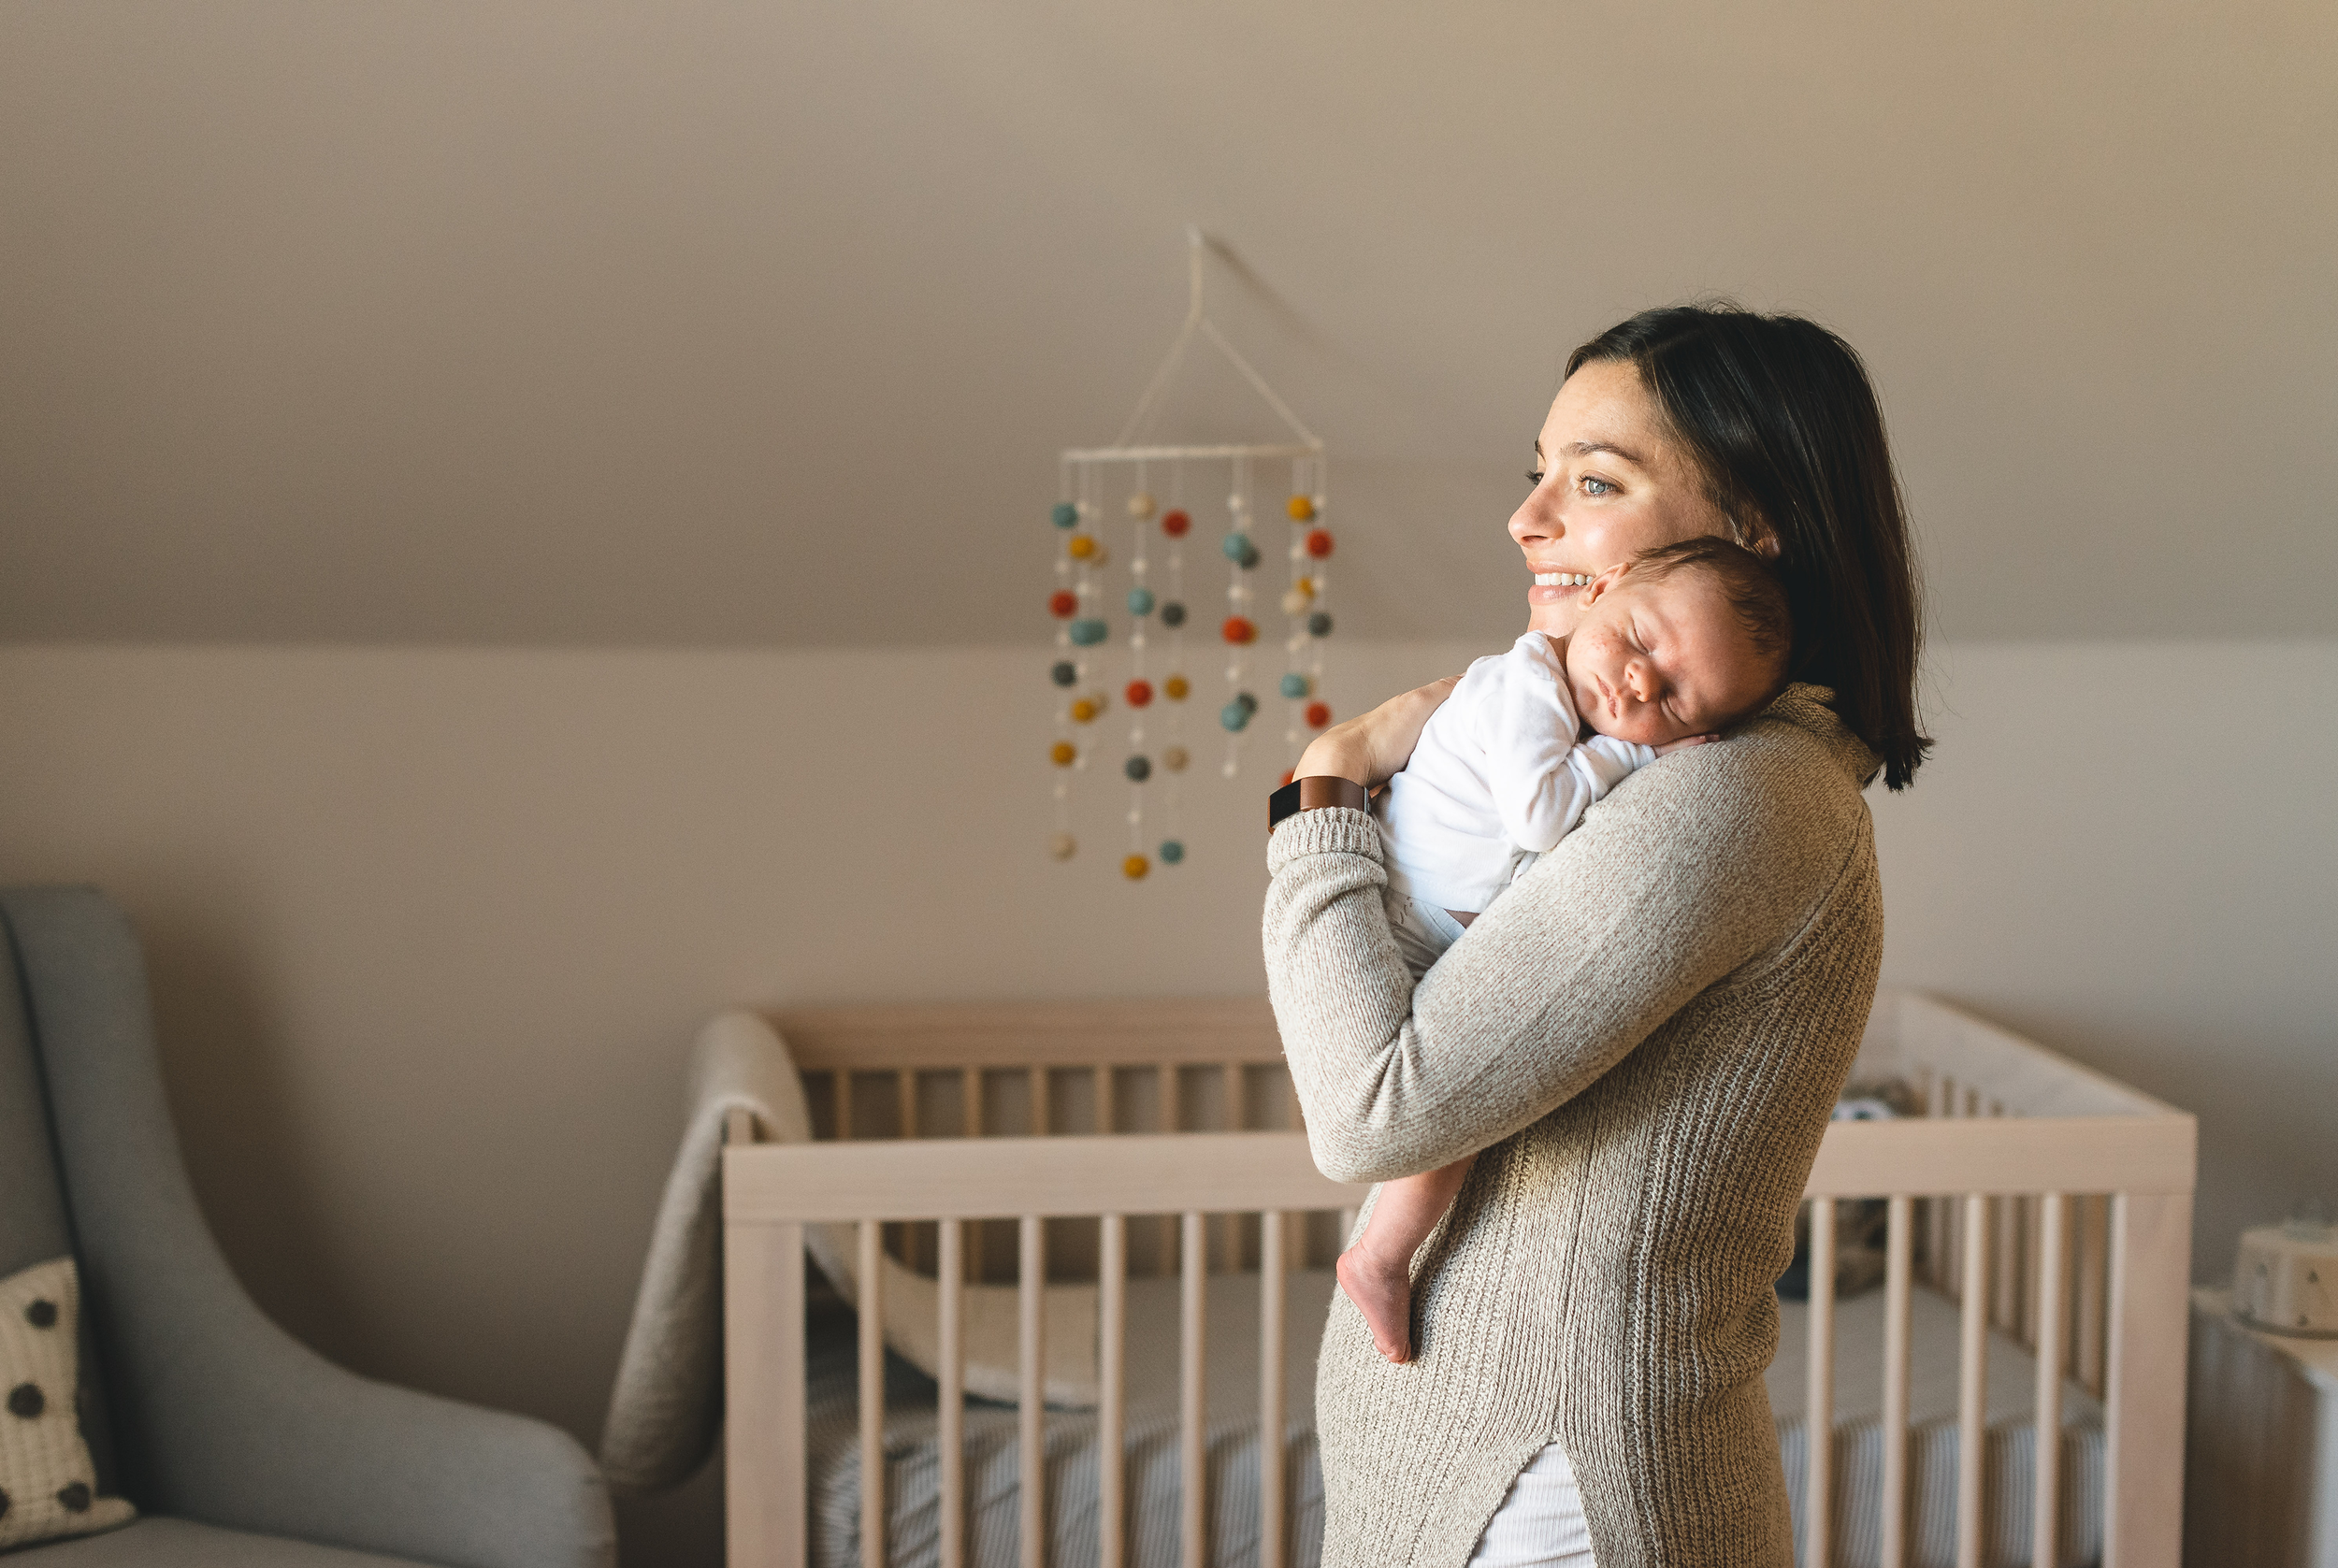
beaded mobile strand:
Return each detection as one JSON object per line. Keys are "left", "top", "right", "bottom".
{"left": 1045, "top": 230, "right": 1336, "bottom": 879}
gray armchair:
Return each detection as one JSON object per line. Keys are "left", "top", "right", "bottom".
{"left": 0, "top": 886, "right": 614, "bottom": 1568}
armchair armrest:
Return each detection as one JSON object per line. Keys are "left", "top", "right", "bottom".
{"left": 125, "top": 1288, "right": 613, "bottom": 1568}
{"left": 3, "top": 886, "right": 613, "bottom": 1568}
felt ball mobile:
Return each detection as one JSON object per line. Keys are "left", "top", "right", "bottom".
{"left": 1044, "top": 229, "right": 1338, "bottom": 879}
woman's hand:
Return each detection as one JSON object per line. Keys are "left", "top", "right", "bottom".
{"left": 1295, "top": 676, "right": 1460, "bottom": 789}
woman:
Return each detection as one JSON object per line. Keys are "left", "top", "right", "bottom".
{"left": 1263, "top": 304, "right": 1927, "bottom": 1568}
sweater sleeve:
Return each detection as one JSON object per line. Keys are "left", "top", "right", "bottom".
{"left": 1476, "top": 638, "right": 1657, "bottom": 854}
{"left": 1263, "top": 735, "right": 1844, "bottom": 1184}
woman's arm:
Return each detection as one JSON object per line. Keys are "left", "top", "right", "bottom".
{"left": 1263, "top": 735, "right": 1852, "bottom": 1183}
{"left": 1294, "top": 676, "right": 1460, "bottom": 789}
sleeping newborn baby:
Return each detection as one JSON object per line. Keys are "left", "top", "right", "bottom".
{"left": 1342, "top": 535, "right": 1795, "bottom": 1362}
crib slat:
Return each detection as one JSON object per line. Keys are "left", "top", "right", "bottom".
{"left": 1030, "top": 1066, "right": 1050, "bottom": 1136}
{"left": 1099, "top": 1214, "right": 1127, "bottom": 1568}
{"left": 1180, "top": 1209, "right": 1207, "bottom": 1568}
{"left": 2032, "top": 1193, "right": 2068, "bottom": 1568}
{"left": 1019, "top": 1214, "right": 1046, "bottom": 1568}
{"left": 963, "top": 1066, "right": 983, "bottom": 1136}
{"left": 897, "top": 1072, "right": 918, "bottom": 1267}
{"left": 1995, "top": 1185, "right": 2022, "bottom": 1335}
{"left": 1881, "top": 1195, "right": 1913, "bottom": 1568}
{"left": 938, "top": 1217, "right": 965, "bottom": 1568}
{"left": 859, "top": 1219, "right": 886, "bottom": 1568}
{"left": 1220, "top": 1063, "right": 1244, "bottom": 1270}
{"left": 2075, "top": 1194, "right": 2108, "bottom": 1396}
{"left": 1259, "top": 1209, "right": 1287, "bottom": 1568}
{"left": 1096, "top": 1065, "right": 1116, "bottom": 1135}
{"left": 1161, "top": 1064, "right": 1179, "bottom": 1272}
{"left": 1956, "top": 1193, "right": 1990, "bottom": 1568}
{"left": 836, "top": 1069, "right": 854, "bottom": 1141}
{"left": 1803, "top": 1197, "right": 1836, "bottom": 1568}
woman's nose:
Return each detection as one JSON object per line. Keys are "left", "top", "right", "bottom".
{"left": 1508, "top": 486, "right": 1561, "bottom": 548}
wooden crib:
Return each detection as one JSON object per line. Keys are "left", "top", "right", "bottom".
{"left": 719, "top": 989, "right": 2194, "bottom": 1568}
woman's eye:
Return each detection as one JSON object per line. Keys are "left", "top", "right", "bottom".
{"left": 1524, "top": 468, "right": 1546, "bottom": 488}
{"left": 1580, "top": 476, "right": 1616, "bottom": 497}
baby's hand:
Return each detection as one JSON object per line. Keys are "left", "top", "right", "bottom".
{"left": 1654, "top": 733, "right": 1719, "bottom": 756}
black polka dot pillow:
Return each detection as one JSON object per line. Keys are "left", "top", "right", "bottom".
{"left": 0, "top": 1257, "right": 135, "bottom": 1548}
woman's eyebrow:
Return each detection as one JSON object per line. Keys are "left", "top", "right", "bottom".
{"left": 1560, "top": 439, "right": 1646, "bottom": 466}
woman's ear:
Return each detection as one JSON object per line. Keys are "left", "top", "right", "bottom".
{"left": 1730, "top": 514, "right": 1783, "bottom": 559}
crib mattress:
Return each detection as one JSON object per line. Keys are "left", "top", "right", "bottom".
{"left": 805, "top": 1272, "right": 2103, "bottom": 1568}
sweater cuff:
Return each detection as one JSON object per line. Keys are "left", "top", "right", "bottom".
{"left": 1265, "top": 805, "right": 1381, "bottom": 872}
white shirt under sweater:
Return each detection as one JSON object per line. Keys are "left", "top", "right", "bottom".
{"left": 1378, "top": 630, "right": 1656, "bottom": 913}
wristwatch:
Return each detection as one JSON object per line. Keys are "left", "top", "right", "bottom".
{"left": 1267, "top": 775, "right": 1370, "bottom": 835}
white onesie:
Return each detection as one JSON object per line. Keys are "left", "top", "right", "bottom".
{"left": 1377, "top": 630, "right": 1654, "bottom": 975}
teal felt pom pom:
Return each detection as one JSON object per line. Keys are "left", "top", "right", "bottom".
{"left": 1279, "top": 672, "right": 1311, "bottom": 698}
{"left": 1127, "top": 587, "right": 1156, "bottom": 616}
{"left": 1220, "top": 701, "right": 1251, "bottom": 732}
{"left": 1051, "top": 502, "right": 1079, "bottom": 529}
{"left": 1069, "top": 619, "right": 1109, "bottom": 646}
{"left": 1158, "top": 840, "right": 1185, "bottom": 865}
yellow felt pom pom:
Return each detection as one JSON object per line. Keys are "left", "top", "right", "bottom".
{"left": 1049, "top": 741, "right": 1076, "bottom": 766}
{"left": 1070, "top": 698, "right": 1098, "bottom": 724}
{"left": 1287, "top": 495, "right": 1316, "bottom": 522}
{"left": 1068, "top": 535, "right": 1097, "bottom": 559}
{"left": 1122, "top": 854, "right": 1149, "bottom": 880}
{"left": 1162, "top": 675, "right": 1190, "bottom": 701}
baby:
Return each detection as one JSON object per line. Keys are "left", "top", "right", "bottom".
{"left": 1341, "top": 535, "right": 1795, "bottom": 1362}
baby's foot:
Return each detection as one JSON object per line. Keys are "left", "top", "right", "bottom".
{"left": 1336, "top": 1244, "right": 1415, "bottom": 1363}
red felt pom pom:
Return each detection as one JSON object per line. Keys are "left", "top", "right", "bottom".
{"left": 1124, "top": 680, "right": 1154, "bottom": 708}
{"left": 1304, "top": 528, "right": 1335, "bottom": 559}
{"left": 1221, "top": 616, "right": 1256, "bottom": 645}
{"left": 1305, "top": 701, "right": 1332, "bottom": 728}
{"left": 1049, "top": 590, "right": 1078, "bottom": 618}
{"left": 1161, "top": 510, "right": 1191, "bottom": 538}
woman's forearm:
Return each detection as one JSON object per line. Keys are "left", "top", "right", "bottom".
{"left": 1295, "top": 676, "right": 1460, "bottom": 789}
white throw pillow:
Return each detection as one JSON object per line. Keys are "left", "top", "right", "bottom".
{"left": 0, "top": 1256, "right": 135, "bottom": 1548}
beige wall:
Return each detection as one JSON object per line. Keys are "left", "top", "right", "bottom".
{"left": 1, "top": 639, "right": 2329, "bottom": 1564}
{"left": 4, "top": 1, "right": 2333, "bottom": 648}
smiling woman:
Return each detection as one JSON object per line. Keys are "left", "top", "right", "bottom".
{"left": 1264, "top": 303, "right": 1929, "bottom": 1567}
{"left": 1532, "top": 306, "right": 1931, "bottom": 791}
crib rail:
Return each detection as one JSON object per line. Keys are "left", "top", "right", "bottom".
{"left": 727, "top": 992, "right": 2194, "bottom": 1568}
{"left": 724, "top": 1129, "right": 1364, "bottom": 1568}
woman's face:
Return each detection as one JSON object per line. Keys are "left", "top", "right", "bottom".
{"left": 1508, "top": 358, "right": 1755, "bottom": 636}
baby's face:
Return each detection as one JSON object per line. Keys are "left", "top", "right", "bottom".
{"left": 1562, "top": 566, "right": 1779, "bottom": 748}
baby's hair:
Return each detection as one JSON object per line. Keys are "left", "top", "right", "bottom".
{"left": 1624, "top": 537, "right": 1795, "bottom": 689}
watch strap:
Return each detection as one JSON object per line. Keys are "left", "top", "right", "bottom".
{"left": 1268, "top": 775, "right": 1370, "bottom": 834}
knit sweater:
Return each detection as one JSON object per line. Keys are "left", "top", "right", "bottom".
{"left": 1263, "top": 684, "right": 1885, "bottom": 1568}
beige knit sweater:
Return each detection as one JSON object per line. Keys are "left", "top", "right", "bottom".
{"left": 1263, "top": 684, "right": 1884, "bottom": 1568}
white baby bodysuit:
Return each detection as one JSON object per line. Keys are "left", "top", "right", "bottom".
{"left": 1378, "top": 630, "right": 1656, "bottom": 914}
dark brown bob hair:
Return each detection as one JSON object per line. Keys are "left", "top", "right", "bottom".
{"left": 1567, "top": 304, "right": 1930, "bottom": 789}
